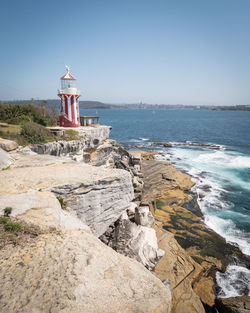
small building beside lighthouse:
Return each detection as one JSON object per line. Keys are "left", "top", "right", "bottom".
{"left": 58, "top": 66, "right": 80, "bottom": 127}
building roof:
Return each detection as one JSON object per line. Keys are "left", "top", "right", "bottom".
{"left": 61, "top": 72, "right": 76, "bottom": 80}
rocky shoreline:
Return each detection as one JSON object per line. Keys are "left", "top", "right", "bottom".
{"left": 137, "top": 150, "right": 250, "bottom": 312}
{"left": 0, "top": 129, "right": 249, "bottom": 313}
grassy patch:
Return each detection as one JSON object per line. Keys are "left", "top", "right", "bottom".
{"left": 2, "top": 166, "right": 10, "bottom": 171}
{"left": 0, "top": 216, "right": 43, "bottom": 248}
{"left": 0, "top": 217, "right": 9, "bottom": 224}
{"left": 4, "top": 221, "right": 21, "bottom": 232}
{"left": 0, "top": 122, "right": 56, "bottom": 145}
{"left": 20, "top": 121, "right": 56, "bottom": 144}
{"left": 0, "top": 123, "right": 21, "bottom": 135}
{"left": 0, "top": 123, "right": 83, "bottom": 146}
{"left": 0, "top": 124, "right": 21, "bottom": 144}
{"left": 62, "top": 129, "right": 82, "bottom": 141}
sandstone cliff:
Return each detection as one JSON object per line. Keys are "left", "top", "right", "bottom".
{"left": 2, "top": 135, "right": 235, "bottom": 313}
{"left": 0, "top": 150, "right": 134, "bottom": 237}
{"left": 0, "top": 140, "right": 172, "bottom": 313}
{"left": 31, "top": 125, "right": 111, "bottom": 157}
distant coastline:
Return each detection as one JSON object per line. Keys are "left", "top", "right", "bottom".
{"left": 1, "top": 99, "right": 250, "bottom": 111}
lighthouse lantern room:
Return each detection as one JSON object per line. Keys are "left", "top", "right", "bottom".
{"left": 58, "top": 66, "right": 80, "bottom": 127}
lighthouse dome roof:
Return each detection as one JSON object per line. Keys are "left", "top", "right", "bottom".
{"left": 61, "top": 65, "right": 76, "bottom": 80}
{"left": 61, "top": 72, "right": 76, "bottom": 80}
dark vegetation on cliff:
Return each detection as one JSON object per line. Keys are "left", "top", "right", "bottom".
{"left": 0, "top": 101, "right": 58, "bottom": 143}
{"left": 0, "top": 102, "right": 58, "bottom": 126}
{"left": 0, "top": 102, "right": 81, "bottom": 144}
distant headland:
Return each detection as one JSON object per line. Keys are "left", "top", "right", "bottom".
{"left": 1, "top": 99, "right": 250, "bottom": 111}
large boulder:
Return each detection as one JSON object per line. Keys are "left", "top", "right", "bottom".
{"left": 0, "top": 191, "right": 90, "bottom": 232}
{"left": 0, "top": 137, "right": 18, "bottom": 151}
{"left": 0, "top": 162, "right": 134, "bottom": 237}
{"left": 111, "top": 211, "right": 164, "bottom": 270}
{"left": 135, "top": 205, "right": 154, "bottom": 227}
{"left": 0, "top": 229, "right": 172, "bottom": 313}
{"left": 0, "top": 148, "right": 13, "bottom": 170}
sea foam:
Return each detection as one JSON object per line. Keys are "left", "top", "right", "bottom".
{"left": 161, "top": 144, "right": 250, "bottom": 297}
{"left": 216, "top": 265, "right": 250, "bottom": 298}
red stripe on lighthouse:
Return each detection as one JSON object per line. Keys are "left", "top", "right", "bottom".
{"left": 71, "top": 96, "right": 75, "bottom": 124}
{"left": 76, "top": 97, "right": 79, "bottom": 124}
{"left": 65, "top": 95, "right": 68, "bottom": 116}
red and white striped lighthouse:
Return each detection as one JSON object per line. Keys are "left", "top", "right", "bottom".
{"left": 58, "top": 66, "right": 80, "bottom": 127}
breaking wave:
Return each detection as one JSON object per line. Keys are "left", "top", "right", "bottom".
{"left": 216, "top": 265, "right": 250, "bottom": 298}
{"left": 155, "top": 143, "right": 250, "bottom": 298}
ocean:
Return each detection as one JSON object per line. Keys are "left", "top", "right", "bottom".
{"left": 80, "top": 108, "right": 250, "bottom": 297}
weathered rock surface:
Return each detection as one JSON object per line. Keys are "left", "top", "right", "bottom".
{"left": 0, "top": 147, "right": 13, "bottom": 170}
{"left": 134, "top": 205, "right": 154, "bottom": 227}
{"left": 87, "top": 144, "right": 145, "bottom": 202}
{"left": 0, "top": 144, "right": 172, "bottom": 312}
{"left": 141, "top": 159, "right": 194, "bottom": 205}
{"left": 108, "top": 211, "right": 164, "bottom": 270}
{"left": 153, "top": 222, "right": 205, "bottom": 313}
{"left": 49, "top": 169, "right": 134, "bottom": 237}
{"left": 89, "top": 140, "right": 115, "bottom": 166}
{"left": 0, "top": 160, "right": 134, "bottom": 237}
{"left": 152, "top": 141, "right": 222, "bottom": 150}
{"left": 140, "top": 155, "right": 250, "bottom": 312}
{"left": 0, "top": 137, "right": 18, "bottom": 151}
{"left": 31, "top": 125, "right": 111, "bottom": 157}
{"left": 9, "top": 146, "right": 73, "bottom": 168}
{"left": 152, "top": 142, "right": 173, "bottom": 148}
{"left": 193, "top": 276, "right": 216, "bottom": 307}
{"left": 0, "top": 229, "right": 172, "bottom": 313}
{"left": 216, "top": 296, "right": 250, "bottom": 313}
{"left": 0, "top": 191, "right": 90, "bottom": 232}
{"left": 111, "top": 147, "right": 145, "bottom": 202}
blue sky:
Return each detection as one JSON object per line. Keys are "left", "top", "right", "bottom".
{"left": 1, "top": 0, "right": 250, "bottom": 105}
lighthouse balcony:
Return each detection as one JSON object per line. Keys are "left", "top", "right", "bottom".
{"left": 58, "top": 88, "right": 80, "bottom": 96}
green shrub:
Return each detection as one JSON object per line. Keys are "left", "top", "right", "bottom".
{"left": 0, "top": 217, "right": 9, "bottom": 224}
{"left": 21, "top": 121, "right": 55, "bottom": 144}
{"left": 0, "top": 102, "right": 58, "bottom": 127}
{"left": 4, "top": 221, "right": 21, "bottom": 232}
{"left": 56, "top": 196, "right": 67, "bottom": 207}
{"left": 4, "top": 207, "right": 12, "bottom": 217}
